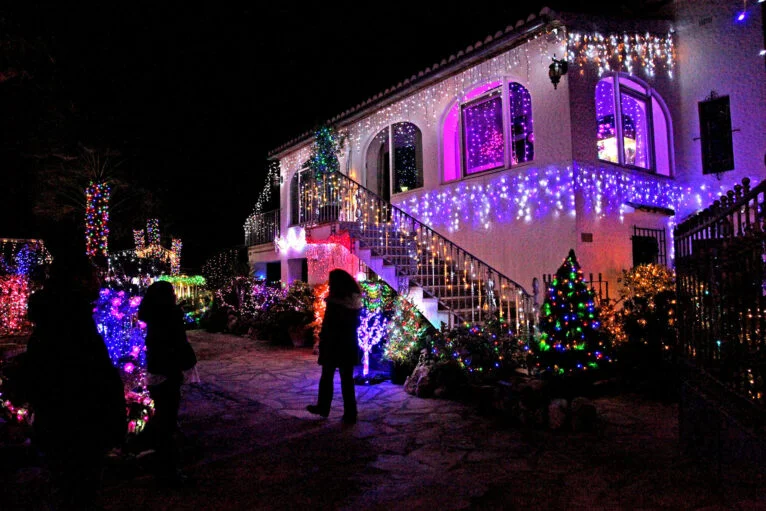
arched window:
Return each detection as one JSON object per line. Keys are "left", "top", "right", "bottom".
{"left": 289, "top": 171, "right": 300, "bottom": 225}
{"left": 365, "top": 122, "right": 423, "bottom": 198}
{"left": 595, "top": 74, "right": 672, "bottom": 176}
{"left": 443, "top": 81, "right": 534, "bottom": 181}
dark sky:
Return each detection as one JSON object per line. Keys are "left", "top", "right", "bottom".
{"left": 0, "top": 1, "right": 637, "bottom": 270}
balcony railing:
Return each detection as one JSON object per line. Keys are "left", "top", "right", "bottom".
{"left": 245, "top": 208, "right": 280, "bottom": 247}
{"left": 298, "top": 171, "right": 535, "bottom": 334}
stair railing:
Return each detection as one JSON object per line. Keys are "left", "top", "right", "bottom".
{"left": 299, "top": 171, "right": 536, "bottom": 335}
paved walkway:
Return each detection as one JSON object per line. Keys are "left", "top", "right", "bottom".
{"left": 5, "top": 331, "right": 766, "bottom": 509}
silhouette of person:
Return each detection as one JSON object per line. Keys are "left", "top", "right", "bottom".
{"left": 24, "top": 250, "right": 126, "bottom": 510}
{"left": 137, "top": 280, "right": 196, "bottom": 485}
{"left": 306, "top": 269, "right": 362, "bottom": 424}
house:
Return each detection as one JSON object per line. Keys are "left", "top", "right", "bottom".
{"left": 245, "top": 1, "right": 766, "bottom": 331}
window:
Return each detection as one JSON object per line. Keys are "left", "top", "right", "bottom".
{"left": 289, "top": 172, "right": 300, "bottom": 225}
{"left": 698, "top": 95, "right": 734, "bottom": 175}
{"left": 365, "top": 122, "right": 423, "bottom": 198}
{"left": 443, "top": 81, "right": 534, "bottom": 181}
{"left": 595, "top": 74, "right": 672, "bottom": 175}
{"left": 632, "top": 226, "right": 667, "bottom": 266}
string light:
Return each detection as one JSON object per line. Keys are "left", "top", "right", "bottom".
{"left": 133, "top": 229, "right": 145, "bottom": 251}
{"left": 85, "top": 181, "right": 110, "bottom": 257}
{"left": 146, "top": 218, "right": 160, "bottom": 246}
{"left": 171, "top": 238, "right": 182, "bottom": 275}
{"left": 275, "top": 29, "right": 567, "bottom": 174}
{"left": 357, "top": 308, "right": 387, "bottom": 377}
{"left": 566, "top": 31, "right": 675, "bottom": 78}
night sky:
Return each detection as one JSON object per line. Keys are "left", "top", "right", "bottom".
{"left": 0, "top": 1, "right": 634, "bottom": 270}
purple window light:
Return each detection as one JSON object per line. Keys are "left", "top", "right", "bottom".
{"left": 463, "top": 92, "right": 504, "bottom": 174}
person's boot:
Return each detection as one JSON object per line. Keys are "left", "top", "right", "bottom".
{"left": 306, "top": 405, "right": 329, "bottom": 418}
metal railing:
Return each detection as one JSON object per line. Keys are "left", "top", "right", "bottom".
{"left": 298, "top": 171, "right": 535, "bottom": 334}
{"left": 542, "top": 272, "right": 610, "bottom": 304}
{"left": 674, "top": 177, "right": 766, "bottom": 407}
{"left": 245, "top": 209, "right": 281, "bottom": 247}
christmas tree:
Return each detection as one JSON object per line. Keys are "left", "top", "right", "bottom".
{"left": 308, "top": 125, "right": 342, "bottom": 178}
{"left": 536, "top": 249, "right": 603, "bottom": 374}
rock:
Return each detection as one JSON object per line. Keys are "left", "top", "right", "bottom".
{"left": 571, "top": 397, "right": 598, "bottom": 432}
{"left": 403, "top": 361, "right": 436, "bottom": 398}
{"left": 548, "top": 398, "right": 569, "bottom": 430}
{"left": 519, "top": 378, "right": 549, "bottom": 411}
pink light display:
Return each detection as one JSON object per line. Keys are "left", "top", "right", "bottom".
{"left": 0, "top": 275, "right": 30, "bottom": 336}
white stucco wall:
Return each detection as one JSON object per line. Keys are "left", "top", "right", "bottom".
{"left": 254, "top": 8, "right": 764, "bottom": 298}
{"left": 672, "top": 0, "right": 766, "bottom": 215}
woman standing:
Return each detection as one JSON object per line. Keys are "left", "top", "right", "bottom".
{"left": 138, "top": 280, "right": 196, "bottom": 485}
{"left": 306, "top": 269, "right": 362, "bottom": 424}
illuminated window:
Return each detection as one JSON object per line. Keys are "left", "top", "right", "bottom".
{"left": 595, "top": 74, "right": 672, "bottom": 175}
{"left": 443, "top": 81, "right": 534, "bottom": 181}
{"left": 365, "top": 122, "right": 423, "bottom": 197}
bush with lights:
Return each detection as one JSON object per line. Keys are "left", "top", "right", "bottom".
{"left": 383, "top": 295, "right": 429, "bottom": 372}
{"left": 531, "top": 249, "right": 610, "bottom": 379}
{"left": 614, "top": 263, "right": 676, "bottom": 393}
{"left": 417, "top": 310, "right": 523, "bottom": 391}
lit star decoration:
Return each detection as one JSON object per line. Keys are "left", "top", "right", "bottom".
{"left": 85, "top": 181, "right": 110, "bottom": 257}
{"left": 171, "top": 238, "right": 182, "bottom": 275}
{"left": 567, "top": 31, "right": 675, "bottom": 78}
{"left": 534, "top": 249, "right": 607, "bottom": 375}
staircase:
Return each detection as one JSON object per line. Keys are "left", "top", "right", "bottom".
{"left": 298, "top": 171, "right": 535, "bottom": 336}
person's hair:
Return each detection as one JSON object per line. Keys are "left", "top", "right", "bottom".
{"left": 328, "top": 269, "right": 360, "bottom": 299}
{"left": 138, "top": 280, "right": 176, "bottom": 322}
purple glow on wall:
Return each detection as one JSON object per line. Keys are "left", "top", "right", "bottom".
{"left": 652, "top": 96, "right": 671, "bottom": 176}
{"left": 463, "top": 90, "right": 504, "bottom": 174}
{"left": 443, "top": 105, "right": 460, "bottom": 182}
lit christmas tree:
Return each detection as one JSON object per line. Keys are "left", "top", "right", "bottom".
{"left": 307, "top": 125, "right": 342, "bottom": 178}
{"left": 536, "top": 249, "right": 604, "bottom": 374}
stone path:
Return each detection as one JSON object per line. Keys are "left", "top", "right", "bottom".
{"left": 5, "top": 330, "right": 766, "bottom": 510}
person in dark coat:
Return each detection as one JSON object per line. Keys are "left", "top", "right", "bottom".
{"left": 23, "top": 250, "right": 126, "bottom": 510}
{"left": 137, "top": 280, "right": 196, "bottom": 485}
{"left": 306, "top": 269, "right": 362, "bottom": 424}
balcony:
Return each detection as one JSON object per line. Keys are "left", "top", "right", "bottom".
{"left": 245, "top": 208, "right": 280, "bottom": 247}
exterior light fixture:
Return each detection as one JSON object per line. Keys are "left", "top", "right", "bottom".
{"left": 549, "top": 55, "right": 568, "bottom": 90}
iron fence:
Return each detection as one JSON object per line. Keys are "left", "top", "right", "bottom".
{"left": 542, "top": 272, "right": 610, "bottom": 305}
{"left": 674, "top": 177, "right": 766, "bottom": 407}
